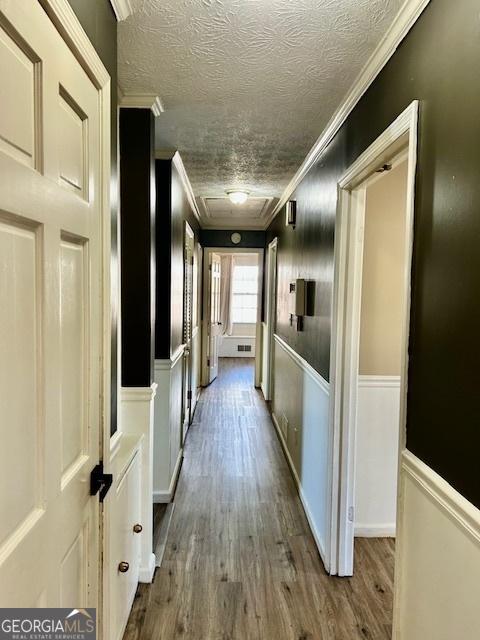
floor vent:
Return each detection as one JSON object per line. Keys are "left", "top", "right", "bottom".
{"left": 237, "top": 344, "right": 252, "bottom": 352}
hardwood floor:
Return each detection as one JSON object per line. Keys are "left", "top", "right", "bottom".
{"left": 124, "top": 358, "right": 395, "bottom": 640}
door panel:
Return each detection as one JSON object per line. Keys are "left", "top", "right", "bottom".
{"left": 0, "top": 0, "right": 103, "bottom": 608}
{"left": 208, "top": 253, "right": 221, "bottom": 383}
{"left": 182, "top": 225, "right": 194, "bottom": 436}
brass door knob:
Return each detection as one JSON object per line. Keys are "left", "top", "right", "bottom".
{"left": 133, "top": 523, "right": 143, "bottom": 533}
{"left": 118, "top": 561, "right": 129, "bottom": 573}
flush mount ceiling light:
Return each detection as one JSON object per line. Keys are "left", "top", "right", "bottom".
{"left": 227, "top": 190, "right": 249, "bottom": 205}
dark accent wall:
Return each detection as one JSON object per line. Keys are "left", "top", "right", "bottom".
{"left": 120, "top": 109, "right": 156, "bottom": 387}
{"left": 67, "top": 0, "right": 119, "bottom": 434}
{"left": 200, "top": 229, "right": 266, "bottom": 249}
{"left": 267, "top": 0, "right": 480, "bottom": 508}
{"left": 155, "top": 160, "right": 200, "bottom": 359}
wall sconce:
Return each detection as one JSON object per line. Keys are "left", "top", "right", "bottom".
{"left": 286, "top": 200, "right": 296, "bottom": 227}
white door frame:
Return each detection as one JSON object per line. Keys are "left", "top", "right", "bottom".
{"left": 328, "top": 101, "right": 419, "bottom": 576}
{"left": 182, "top": 221, "right": 195, "bottom": 436}
{"left": 263, "top": 237, "right": 278, "bottom": 401}
{"left": 201, "top": 247, "right": 264, "bottom": 388}
{"left": 39, "top": 0, "right": 112, "bottom": 633}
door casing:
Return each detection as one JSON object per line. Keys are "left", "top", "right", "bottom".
{"left": 263, "top": 237, "right": 278, "bottom": 401}
{"left": 328, "top": 101, "right": 419, "bottom": 579}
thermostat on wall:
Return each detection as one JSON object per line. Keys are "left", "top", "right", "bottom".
{"left": 231, "top": 232, "right": 241, "bottom": 245}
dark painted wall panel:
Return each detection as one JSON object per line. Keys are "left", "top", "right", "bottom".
{"left": 267, "top": 0, "right": 480, "bottom": 507}
{"left": 120, "top": 109, "right": 155, "bottom": 387}
{"left": 155, "top": 160, "right": 173, "bottom": 360}
{"left": 67, "top": 0, "right": 119, "bottom": 433}
{"left": 155, "top": 160, "right": 200, "bottom": 359}
{"left": 200, "top": 229, "right": 266, "bottom": 249}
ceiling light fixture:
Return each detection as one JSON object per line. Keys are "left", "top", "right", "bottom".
{"left": 227, "top": 190, "right": 249, "bottom": 205}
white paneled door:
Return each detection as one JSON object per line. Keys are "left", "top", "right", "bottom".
{"left": 208, "top": 253, "right": 221, "bottom": 384}
{"left": 0, "top": 1, "right": 105, "bottom": 608}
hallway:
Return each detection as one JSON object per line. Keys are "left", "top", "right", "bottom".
{"left": 124, "top": 359, "right": 394, "bottom": 640}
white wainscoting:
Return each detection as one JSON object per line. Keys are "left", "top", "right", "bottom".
{"left": 354, "top": 375, "right": 400, "bottom": 536}
{"left": 153, "top": 345, "right": 184, "bottom": 503}
{"left": 190, "top": 326, "right": 200, "bottom": 415}
{"left": 393, "top": 451, "right": 480, "bottom": 640}
{"left": 119, "top": 384, "right": 157, "bottom": 583}
{"left": 219, "top": 335, "right": 256, "bottom": 357}
{"left": 260, "top": 321, "right": 268, "bottom": 397}
{"left": 271, "top": 335, "right": 330, "bottom": 567}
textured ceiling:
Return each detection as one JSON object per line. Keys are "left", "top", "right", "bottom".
{"left": 119, "top": 0, "right": 404, "bottom": 227}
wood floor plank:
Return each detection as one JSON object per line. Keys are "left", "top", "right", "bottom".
{"left": 123, "top": 358, "right": 395, "bottom": 640}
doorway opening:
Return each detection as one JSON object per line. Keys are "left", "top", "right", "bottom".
{"left": 329, "top": 101, "right": 418, "bottom": 582}
{"left": 201, "top": 248, "right": 263, "bottom": 388}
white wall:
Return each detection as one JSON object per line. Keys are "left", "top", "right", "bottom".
{"left": 355, "top": 376, "right": 400, "bottom": 536}
{"left": 271, "top": 335, "right": 330, "bottom": 565}
{"left": 359, "top": 160, "right": 407, "bottom": 376}
{"left": 219, "top": 324, "right": 256, "bottom": 358}
{"left": 394, "top": 451, "right": 480, "bottom": 640}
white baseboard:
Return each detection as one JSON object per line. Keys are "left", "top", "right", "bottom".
{"left": 152, "top": 450, "right": 183, "bottom": 503}
{"left": 271, "top": 411, "right": 327, "bottom": 567}
{"left": 355, "top": 524, "right": 395, "bottom": 537}
{"left": 138, "top": 552, "right": 156, "bottom": 584}
{"left": 152, "top": 491, "right": 171, "bottom": 504}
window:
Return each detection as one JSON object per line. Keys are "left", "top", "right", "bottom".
{"left": 232, "top": 264, "right": 258, "bottom": 323}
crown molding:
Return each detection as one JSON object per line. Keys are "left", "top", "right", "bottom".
{"left": 154, "top": 150, "right": 201, "bottom": 223}
{"left": 168, "top": 152, "right": 201, "bottom": 223}
{"left": 39, "top": 0, "right": 110, "bottom": 89}
{"left": 119, "top": 93, "right": 164, "bottom": 116}
{"left": 264, "top": 0, "right": 432, "bottom": 229}
{"left": 155, "top": 149, "right": 177, "bottom": 160}
{"left": 110, "top": 0, "right": 133, "bottom": 21}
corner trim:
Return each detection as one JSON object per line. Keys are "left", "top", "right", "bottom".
{"left": 120, "top": 94, "right": 164, "bottom": 116}
{"left": 109, "top": 0, "right": 133, "bottom": 21}
{"left": 264, "top": 0, "right": 431, "bottom": 228}
{"left": 402, "top": 450, "right": 480, "bottom": 546}
{"left": 121, "top": 383, "right": 158, "bottom": 403}
{"left": 273, "top": 334, "right": 329, "bottom": 395}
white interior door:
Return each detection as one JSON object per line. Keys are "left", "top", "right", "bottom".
{"left": 208, "top": 253, "right": 221, "bottom": 383}
{"left": 0, "top": 0, "right": 104, "bottom": 607}
{"left": 182, "top": 224, "right": 194, "bottom": 436}
{"left": 264, "top": 239, "right": 278, "bottom": 400}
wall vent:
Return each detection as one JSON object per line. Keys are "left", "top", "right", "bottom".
{"left": 237, "top": 344, "right": 252, "bottom": 352}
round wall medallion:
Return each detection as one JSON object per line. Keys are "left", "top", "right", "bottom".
{"left": 231, "top": 232, "right": 241, "bottom": 245}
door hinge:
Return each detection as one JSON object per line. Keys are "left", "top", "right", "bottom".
{"left": 348, "top": 506, "right": 354, "bottom": 522}
{"left": 90, "top": 462, "right": 113, "bottom": 502}
{"left": 207, "top": 358, "right": 210, "bottom": 367}
{"left": 187, "top": 390, "right": 192, "bottom": 400}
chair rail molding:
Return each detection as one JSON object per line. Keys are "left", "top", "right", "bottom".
{"left": 393, "top": 450, "right": 480, "bottom": 639}
{"left": 264, "top": 0, "right": 431, "bottom": 228}
{"left": 110, "top": 0, "right": 133, "bottom": 21}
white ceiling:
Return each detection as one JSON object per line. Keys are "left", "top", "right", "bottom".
{"left": 119, "top": 0, "right": 404, "bottom": 229}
